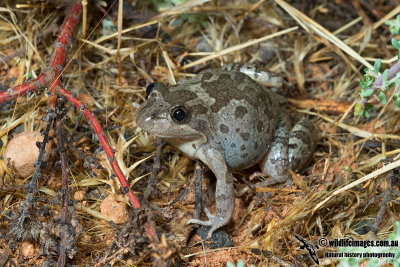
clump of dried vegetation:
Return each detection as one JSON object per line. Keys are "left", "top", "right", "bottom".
{"left": 1, "top": 0, "right": 400, "bottom": 266}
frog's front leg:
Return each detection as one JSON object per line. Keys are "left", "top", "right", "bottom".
{"left": 259, "top": 112, "right": 291, "bottom": 182}
{"left": 187, "top": 145, "right": 235, "bottom": 239}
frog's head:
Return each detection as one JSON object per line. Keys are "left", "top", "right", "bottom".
{"left": 136, "top": 82, "right": 208, "bottom": 139}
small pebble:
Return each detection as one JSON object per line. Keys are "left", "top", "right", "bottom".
{"left": 20, "top": 242, "right": 35, "bottom": 258}
{"left": 5, "top": 131, "right": 52, "bottom": 177}
{"left": 73, "top": 190, "right": 85, "bottom": 201}
{"left": 100, "top": 195, "right": 129, "bottom": 224}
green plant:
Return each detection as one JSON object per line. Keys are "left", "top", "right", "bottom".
{"left": 355, "top": 39, "right": 400, "bottom": 117}
{"left": 385, "top": 15, "right": 400, "bottom": 35}
{"left": 354, "top": 14, "right": 400, "bottom": 117}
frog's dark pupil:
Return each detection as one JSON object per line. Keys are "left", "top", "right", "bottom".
{"left": 173, "top": 108, "right": 186, "bottom": 122}
{"left": 146, "top": 83, "right": 155, "bottom": 95}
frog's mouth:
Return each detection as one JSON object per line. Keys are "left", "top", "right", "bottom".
{"left": 150, "top": 129, "right": 205, "bottom": 140}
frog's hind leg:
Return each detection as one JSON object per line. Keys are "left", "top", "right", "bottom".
{"left": 239, "top": 113, "right": 291, "bottom": 196}
{"left": 240, "top": 115, "right": 316, "bottom": 196}
{"left": 259, "top": 112, "right": 292, "bottom": 182}
{"left": 288, "top": 118, "right": 316, "bottom": 172}
{"left": 220, "top": 63, "right": 283, "bottom": 89}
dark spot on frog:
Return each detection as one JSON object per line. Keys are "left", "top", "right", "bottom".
{"left": 202, "top": 72, "right": 213, "bottom": 80}
{"left": 235, "top": 128, "right": 240, "bottom": 133}
{"left": 240, "top": 132, "right": 250, "bottom": 141}
{"left": 192, "top": 143, "right": 197, "bottom": 150}
{"left": 240, "top": 144, "right": 245, "bottom": 151}
{"left": 193, "top": 119, "right": 211, "bottom": 136}
{"left": 234, "top": 106, "right": 248, "bottom": 119}
{"left": 220, "top": 124, "right": 229, "bottom": 133}
{"left": 290, "top": 130, "right": 311, "bottom": 144}
{"left": 257, "top": 121, "right": 263, "bottom": 132}
{"left": 191, "top": 104, "right": 208, "bottom": 114}
{"left": 230, "top": 143, "right": 236, "bottom": 148}
{"left": 163, "top": 88, "right": 197, "bottom": 105}
{"left": 259, "top": 90, "right": 273, "bottom": 116}
{"left": 240, "top": 153, "right": 248, "bottom": 159}
{"left": 202, "top": 72, "right": 260, "bottom": 113}
{"left": 254, "top": 142, "right": 258, "bottom": 149}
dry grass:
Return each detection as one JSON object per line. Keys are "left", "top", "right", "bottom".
{"left": 1, "top": 0, "right": 400, "bottom": 266}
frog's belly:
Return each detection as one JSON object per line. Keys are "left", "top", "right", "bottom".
{"left": 165, "top": 137, "right": 207, "bottom": 160}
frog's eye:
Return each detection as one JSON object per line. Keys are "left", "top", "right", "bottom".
{"left": 170, "top": 105, "right": 189, "bottom": 124}
{"left": 146, "top": 83, "right": 155, "bottom": 96}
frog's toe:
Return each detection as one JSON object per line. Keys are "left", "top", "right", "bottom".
{"left": 204, "top": 208, "right": 215, "bottom": 219}
{"left": 187, "top": 208, "right": 226, "bottom": 238}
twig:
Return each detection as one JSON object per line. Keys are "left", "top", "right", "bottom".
{"left": 18, "top": 112, "right": 54, "bottom": 228}
{"left": 370, "top": 168, "right": 399, "bottom": 239}
{"left": 57, "top": 86, "right": 141, "bottom": 208}
{"left": 0, "top": 1, "right": 141, "bottom": 210}
{"left": 55, "top": 118, "right": 69, "bottom": 267}
{"left": 313, "top": 159, "right": 400, "bottom": 212}
{"left": 144, "top": 138, "right": 165, "bottom": 201}
{"left": 193, "top": 161, "right": 203, "bottom": 220}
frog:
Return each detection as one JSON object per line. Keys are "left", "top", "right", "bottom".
{"left": 136, "top": 63, "right": 316, "bottom": 238}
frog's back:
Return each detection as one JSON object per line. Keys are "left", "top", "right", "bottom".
{"left": 191, "top": 69, "right": 281, "bottom": 169}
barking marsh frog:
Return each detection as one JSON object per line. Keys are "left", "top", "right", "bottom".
{"left": 136, "top": 63, "right": 316, "bottom": 238}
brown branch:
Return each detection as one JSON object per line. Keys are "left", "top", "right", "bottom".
{"left": 55, "top": 118, "right": 69, "bottom": 267}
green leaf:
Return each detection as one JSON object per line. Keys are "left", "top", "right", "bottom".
{"left": 392, "top": 38, "right": 400, "bottom": 50}
{"left": 365, "top": 102, "right": 374, "bottom": 112}
{"left": 362, "top": 88, "right": 374, "bottom": 97}
{"left": 382, "top": 69, "right": 389, "bottom": 86}
{"left": 360, "top": 78, "right": 366, "bottom": 89}
{"left": 379, "top": 90, "right": 387, "bottom": 104}
{"left": 354, "top": 102, "right": 362, "bottom": 116}
{"left": 374, "top": 59, "right": 381, "bottom": 75}
{"left": 386, "top": 15, "right": 400, "bottom": 35}
{"left": 343, "top": 166, "right": 352, "bottom": 172}
{"left": 360, "top": 103, "right": 375, "bottom": 118}
{"left": 396, "top": 98, "right": 400, "bottom": 108}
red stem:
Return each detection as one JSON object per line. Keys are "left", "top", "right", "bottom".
{"left": 0, "top": 2, "right": 142, "bottom": 209}
{"left": 58, "top": 86, "right": 141, "bottom": 209}
{"left": 0, "top": 73, "right": 48, "bottom": 103}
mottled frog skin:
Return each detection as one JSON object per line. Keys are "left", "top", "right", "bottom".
{"left": 136, "top": 63, "right": 316, "bottom": 238}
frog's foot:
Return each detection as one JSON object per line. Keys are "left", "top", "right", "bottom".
{"left": 187, "top": 208, "right": 228, "bottom": 239}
